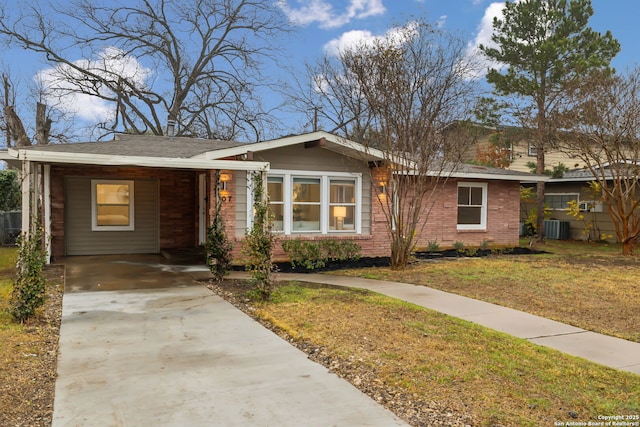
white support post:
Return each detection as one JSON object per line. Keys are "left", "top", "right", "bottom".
{"left": 44, "top": 165, "right": 51, "bottom": 263}
{"left": 20, "top": 160, "right": 31, "bottom": 239}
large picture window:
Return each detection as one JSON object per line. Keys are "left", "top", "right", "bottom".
{"left": 254, "top": 170, "right": 361, "bottom": 235}
{"left": 457, "top": 182, "right": 487, "bottom": 230}
{"left": 91, "top": 180, "right": 135, "bottom": 231}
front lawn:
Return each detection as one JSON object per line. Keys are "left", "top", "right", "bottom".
{"left": 0, "top": 247, "right": 63, "bottom": 427}
{"left": 335, "top": 240, "right": 640, "bottom": 342}
{"left": 219, "top": 280, "right": 640, "bottom": 427}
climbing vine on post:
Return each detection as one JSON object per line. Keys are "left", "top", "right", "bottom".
{"left": 206, "top": 171, "right": 233, "bottom": 283}
{"left": 242, "top": 171, "right": 277, "bottom": 300}
{"left": 9, "top": 225, "right": 47, "bottom": 322}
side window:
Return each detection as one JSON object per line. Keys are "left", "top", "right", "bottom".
{"left": 545, "top": 194, "right": 579, "bottom": 210}
{"left": 91, "top": 180, "right": 135, "bottom": 231}
{"left": 457, "top": 182, "right": 487, "bottom": 230}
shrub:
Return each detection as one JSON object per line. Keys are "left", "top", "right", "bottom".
{"left": 282, "top": 238, "right": 361, "bottom": 270}
{"left": 426, "top": 240, "right": 440, "bottom": 252}
{"left": 453, "top": 241, "right": 465, "bottom": 253}
{"left": 205, "top": 196, "right": 233, "bottom": 283}
{"left": 9, "top": 227, "right": 47, "bottom": 322}
{"left": 242, "top": 173, "right": 277, "bottom": 300}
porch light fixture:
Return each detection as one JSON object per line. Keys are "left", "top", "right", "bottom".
{"left": 218, "top": 171, "right": 232, "bottom": 194}
{"left": 334, "top": 205, "right": 347, "bottom": 230}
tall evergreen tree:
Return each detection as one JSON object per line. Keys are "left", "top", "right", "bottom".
{"left": 480, "top": 0, "right": 619, "bottom": 241}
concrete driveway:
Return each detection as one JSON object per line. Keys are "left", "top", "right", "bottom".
{"left": 53, "top": 256, "right": 406, "bottom": 427}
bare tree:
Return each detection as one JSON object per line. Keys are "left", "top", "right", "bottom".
{"left": 561, "top": 69, "right": 640, "bottom": 255}
{"left": 293, "top": 20, "right": 480, "bottom": 268}
{"left": 0, "top": 0, "right": 288, "bottom": 141}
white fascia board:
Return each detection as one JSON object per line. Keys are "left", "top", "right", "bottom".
{"left": 9, "top": 148, "right": 269, "bottom": 171}
{"left": 204, "top": 130, "right": 387, "bottom": 162}
{"left": 404, "top": 169, "right": 549, "bottom": 182}
{"left": 448, "top": 172, "right": 550, "bottom": 182}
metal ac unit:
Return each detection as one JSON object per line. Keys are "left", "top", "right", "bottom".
{"left": 544, "top": 219, "right": 570, "bottom": 240}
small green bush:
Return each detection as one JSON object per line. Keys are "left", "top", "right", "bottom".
{"left": 206, "top": 198, "right": 233, "bottom": 283}
{"left": 243, "top": 173, "right": 277, "bottom": 300}
{"left": 9, "top": 227, "right": 47, "bottom": 322}
{"left": 426, "top": 240, "right": 440, "bottom": 252}
{"left": 453, "top": 241, "right": 465, "bottom": 253}
{"left": 282, "top": 238, "right": 361, "bottom": 270}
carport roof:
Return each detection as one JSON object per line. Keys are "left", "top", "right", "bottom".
{"left": 11, "top": 134, "right": 246, "bottom": 159}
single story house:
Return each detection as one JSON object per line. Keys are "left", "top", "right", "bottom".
{"left": 0, "top": 131, "right": 546, "bottom": 263}
{"left": 539, "top": 166, "right": 638, "bottom": 242}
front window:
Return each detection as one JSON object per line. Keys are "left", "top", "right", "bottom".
{"left": 457, "top": 182, "right": 487, "bottom": 230}
{"left": 545, "top": 193, "right": 579, "bottom": 210}
{"left": 292, "top": 177, "right": 321, "bottom": 232}
{"left": 92, "top": 180, "right": 135, "bottom": 231}
{"left": 255, "top": 170, "right": 361, "bottom": 235}
{"left": 329, "top": 179, "right": 356, "bottom": 231}
{"left": 267, "top": 176, "right": 284, "bottom": 231}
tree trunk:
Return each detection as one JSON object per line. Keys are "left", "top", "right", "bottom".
{"left": 535, "top": 143, "right": 546, "bottom": 242}
{"left": 621, "top": 239, "right": 635, "bottom": 256}
{"left": 35, "top": 102, "right": 51, "bottom": 145}
{"left": 4, "top": 105, "right": 30, "bottom": 147}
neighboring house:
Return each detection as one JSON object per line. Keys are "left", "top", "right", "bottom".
{"left": 460, "top": 125, "right": 588, "bottom": 173}
{"left": 540, "top": 166, "right": 638, "bottom": 242}
{"left": 0, "top": 131, "right": 545, "bottom": 263}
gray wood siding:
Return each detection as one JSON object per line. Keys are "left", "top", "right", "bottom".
{"left": 234, "top": 146, "right": 372, "bottom": 236}
{"left": 235, "top": 171, "right": 248, "bottom": 237}
{"left": 65, "top": 177, "right": 159, "bottom": 255}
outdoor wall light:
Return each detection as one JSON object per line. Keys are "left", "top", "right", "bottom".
{"left": 218, "top": 171, "right": 232, "bottom": 193}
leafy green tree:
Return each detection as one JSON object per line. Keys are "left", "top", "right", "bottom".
{"left": 480, "top": 0, "right": 620, "bottom": 242}
{"left": 0, "top": 169, "right": 20, "bottom": 211}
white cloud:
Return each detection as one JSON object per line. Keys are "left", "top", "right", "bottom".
{"left": 465, "top": 2, "right": 506, "bottom": 77}
{"left": 324, "top": 21, "right": 419, "bottom": 56}
{"left": 36, "top": 47, "right": 152, "bottom": 122}
{"left": 277, "top": 0, "right": 385, "bottom": 29}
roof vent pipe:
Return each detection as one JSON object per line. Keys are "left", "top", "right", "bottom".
{"left": 167, "top": 119, "right": 176, "bottom": 137}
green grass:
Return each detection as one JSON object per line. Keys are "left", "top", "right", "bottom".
{"left": 253, "top": 282, "right": 640, "bottom": 427}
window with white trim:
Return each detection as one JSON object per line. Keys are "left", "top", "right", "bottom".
{"left": 91, "top": 180, "right": 135, "bottom": 231}
{"left": 528, "top": 143, "right": 538, "bottom": 157}
{"left": 457, "top": 182, "right": 487, "bottom": 230}
{"left": 254, "top": 170, "right": 361, "bottom": 235}
{"left": 267, "top": 176, "right": 284, "bottom": 231}
{"left": 545, "top": 193, "right": 579, "bottom": 210}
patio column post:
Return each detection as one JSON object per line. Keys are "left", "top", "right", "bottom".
{"left": 20, "top": 159, "right": 31, "bottom": 239}
{"left": 43, "top": 164, "right": 51, "bottom": 263}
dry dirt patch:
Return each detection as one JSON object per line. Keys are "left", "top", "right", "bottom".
{"left": 0, "top": 266, "right": 64, "bottom": 427}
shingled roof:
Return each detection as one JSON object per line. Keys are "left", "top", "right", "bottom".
{"left": 15, "top": 134, "right": 247, "bottom": 158}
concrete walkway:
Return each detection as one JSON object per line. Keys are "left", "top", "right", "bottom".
{"left": 53, "top": 257, "right": 407, "bottom": 427}
{"left": 222, "top": 271, "right": 640, "bottom": 376}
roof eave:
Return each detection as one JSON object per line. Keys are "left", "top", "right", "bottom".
{"left": 7, "top": 148, "right": 269, "bottom": 171}
{"left": 205, "top": 131, "right": 387, "bottom": 162}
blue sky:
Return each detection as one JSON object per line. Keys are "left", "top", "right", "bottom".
{"left": 2, "top": 0, "right": 639, "bottom": 143}
{"left": 278, "top": 0, "right": 639, "bottom": 73}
